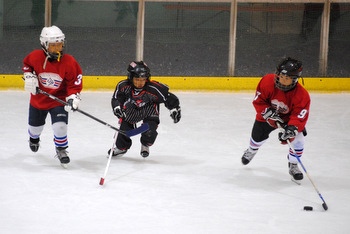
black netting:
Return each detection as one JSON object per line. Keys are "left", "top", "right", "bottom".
{"left": 0, "top": 1, "right": 349, "bottom": 77}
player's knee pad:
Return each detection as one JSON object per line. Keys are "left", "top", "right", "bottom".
{"left": 291, "top": 133, "right": 305, "bottom": 150}
{"left": 142, "top": 129, "right": 158, "bottom": 145}
{"left": 28, "top": 125, "right": 44, "bottom": 138}
{"left": 288, "top": 133, "right": 305, "bottom": 163}
{"left": 52, "top": 122, "right": 67, "bottom": 138}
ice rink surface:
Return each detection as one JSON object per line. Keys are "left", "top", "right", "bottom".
{"left": 0, "top": 91, "right": 349, "bottom": 234}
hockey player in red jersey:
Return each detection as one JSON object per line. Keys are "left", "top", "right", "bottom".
{"left": 109, "top": 61, "right": 181, "bottom": 158}
{"left": 241, "top": 57, "right": 310, "bottom": 181}
{"left": 22, "top": 25, "right": 83, "bottom": 167}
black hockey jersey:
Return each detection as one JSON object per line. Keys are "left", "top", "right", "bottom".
{"left": 111, "top": 79, "right": 180, "bottom": 124}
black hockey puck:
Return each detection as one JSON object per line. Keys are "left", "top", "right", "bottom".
{"left": 303, "top": 206, "right": 313, "bottom": 211}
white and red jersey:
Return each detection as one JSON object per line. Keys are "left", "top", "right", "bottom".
{"left": 253, "top": 74, "right": 310, "bottom": 132}
{"left": 22, "top": 50, "right": 83, "bottom": 110}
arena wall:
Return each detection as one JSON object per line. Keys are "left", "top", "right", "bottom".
{"left": 1, "top": 75, "right": 349, "bottom": 92}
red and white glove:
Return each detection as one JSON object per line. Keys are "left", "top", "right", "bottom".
{"left": 24, "top": 72, "right": 39, "bottom": 95}
{"left": 262, "top": 107, "right": 284, "bottom": 128}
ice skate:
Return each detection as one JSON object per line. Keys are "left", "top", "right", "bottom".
{"left": 140, "top": 144, "right": 149, "bottom": 158}
{"left": 241, "top": 148, "right": 257, "bottom": 165}
{"left": 55, "top": 146, "right": 70, "bottom": 168}
{"left": 108, "top": 148, "right": 127, "bottom": 157}
{"left": 289, "top": 162, "right": 303, "bottom": 180}
{"left": 29, "top": 137, "right": 40, "bottom": 152}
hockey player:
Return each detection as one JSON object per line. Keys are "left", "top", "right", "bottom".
{"left": 23, "top": 25, "right": 83, "bottom": 167}
{"left": 109, "top": 61, "right": 181, "bottom": 157}
{"left": 241, "top": 57, "right": 310, "bottom": 181}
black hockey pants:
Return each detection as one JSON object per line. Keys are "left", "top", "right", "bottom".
{"left": 251, "top": 120, "right": 307, "bottom": 143}
{"left": 115, "top": 117, "right": 159, "bottom": 150}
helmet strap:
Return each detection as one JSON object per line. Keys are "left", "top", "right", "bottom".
{"left": 57, "top": 51, "right": 61, "bottom": 62}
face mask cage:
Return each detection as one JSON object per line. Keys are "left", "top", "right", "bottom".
{"left": 40, "top": 32, "right": 65, "bottom": 60}
{"left": 275, "top": 74, "right": 299, "bottom": 91}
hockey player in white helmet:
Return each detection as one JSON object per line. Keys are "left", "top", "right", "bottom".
{"left": 22, "top": 25, "right": 83, "bottom": 168}
{"left": 40, "top": 25, "right": 65, "bottom": 68}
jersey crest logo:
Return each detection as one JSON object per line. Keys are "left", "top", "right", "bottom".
{"left": 136, "top": 99, "right": 145, "bottom": 107}
{"left": 39, "top": 72, "right": 63, "bottom": 89}
{"left": 271, "top": 99, "right": 289, "bottom": 114}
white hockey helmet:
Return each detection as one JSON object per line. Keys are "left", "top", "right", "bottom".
{"left": 40, "top": 25, "right": 65, "bottom": 60}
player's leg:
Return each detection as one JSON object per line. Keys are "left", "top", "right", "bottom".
{"left": 242, "top": 120, "right": 275, "bottom": 165}
{"left": 28, "top": 104, "right": 48, "bottom": 152}
{"left": 50, "top": 106, "right": 69, "bottom": 164}
{"left": 288, "top": 132, "right": 305, "bottom": 180}
{"left": 140, "top": 117, "right": 159, "bottom": 158}
{"left": 108, "top": 119, "right": 134, "bottom": 157}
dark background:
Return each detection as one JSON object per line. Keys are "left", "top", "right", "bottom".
{"left": 1, "top": 1, "right": 349, "bottom": 77}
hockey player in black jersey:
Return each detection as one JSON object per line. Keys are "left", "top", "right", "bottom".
{"left": 109, "top": 61, "right": 181, "bottom": 157}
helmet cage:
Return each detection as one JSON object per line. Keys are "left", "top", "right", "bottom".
{"left": 40, "top": 26, "right": 65, "bottom": 60}
{"left": 274, "top": 74, "right": 299, "bottom": 92}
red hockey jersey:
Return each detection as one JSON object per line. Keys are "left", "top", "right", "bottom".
{"left": 253, "top": 74, "right": 310, "bottom": 132}
{"left": 22, "top": 50, "right": 83, "bottom": 110}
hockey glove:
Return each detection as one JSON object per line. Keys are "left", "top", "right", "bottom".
{"left": 278, "top": 125, "right": 298, "bottom": 144}
{"left": 262, "top": 107, "right": 284, "bottom": 128}
{"left": 64, "top": 93, "right": 81, "bottom": 112}
{"left": 170, "top": 106, "right": 181, "bottom": 123}
{"left": 24, "top": 72, "right": 39, "bottom": 95}
{"left": 113, "top": 106, "right": 125, "bottom": 119}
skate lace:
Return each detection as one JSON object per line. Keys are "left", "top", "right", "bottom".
{"left": 289, "top": 164, "right": 301, "bottom": 175}
{"left": 56, "top": 149, "right": 68, "bottom": 159}
{"left": 141, "top": 145, "right": 149, "bottom": 152}
{"left": 113, "top": 148, "right": 126, "bottom": 154}
{"left": 243, "top": 149, "right": 256, "bottom": 160}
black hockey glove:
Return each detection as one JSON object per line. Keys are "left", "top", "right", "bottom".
{"left": 278, "top": 125, "right": 298, "bottom": 144}
{"left": 170, "top": 106, "right": 181, "bottom": 123}
{"left": 262, "top": 107, "right": 284, "bottom": 128}
{"left": 113, "top": 106, "right": 125, "bottom": 119}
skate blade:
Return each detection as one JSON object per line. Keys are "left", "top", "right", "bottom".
{"left": 61, "top": 163, "right": 68, "bottom": 169}
{"left": 291, "top": 177, "right": 301, "bottom": 185}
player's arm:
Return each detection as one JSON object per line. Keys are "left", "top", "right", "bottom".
{"left": 288, "top": 93, "right": 310, "bottom": 132}
{"left": 22, "top": 55, "right": 39, "bottom": 95}
{"left": 64, "top": 61, "right": 83, "bottom": 112}
{"left": 253, "top": 78, "right": 274, "bottom": 119}
{"left": 279, "top": 91, "right": 310, "bottom": 143}
{"left": 111, "top": 81, "right": 128, "bottom": 118}
{"left": 165, "top": 92, "right": 181, "bottom": 123}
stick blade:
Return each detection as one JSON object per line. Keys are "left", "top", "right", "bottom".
{"left": 126, "top": 123, "right": 149, "bottom": 137}
{"left": 99, "top": 178, "right": 105, "bottom": 186}
{"left": 322, "top": 202, "right": 328, "bottom": 211}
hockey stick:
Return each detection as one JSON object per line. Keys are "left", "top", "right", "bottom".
{"left": 37, "top": 88, "right": 149, "bottom": 137}
{"left": 99, "top": 131, "right": 119, "bottom": 186}
{"left": 277, "top": 123, "right": 328, "bottom": 211}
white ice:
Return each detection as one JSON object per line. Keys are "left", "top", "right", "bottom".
{"left": 0, "top": 91, "right": 349, "bottom": 234}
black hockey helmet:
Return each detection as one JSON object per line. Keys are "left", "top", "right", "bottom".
{"left": 275, "top": 57, "right": 303, "bottom": 91}
{"left": 127, "top": 61, "right": 151, "bottom": 82}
